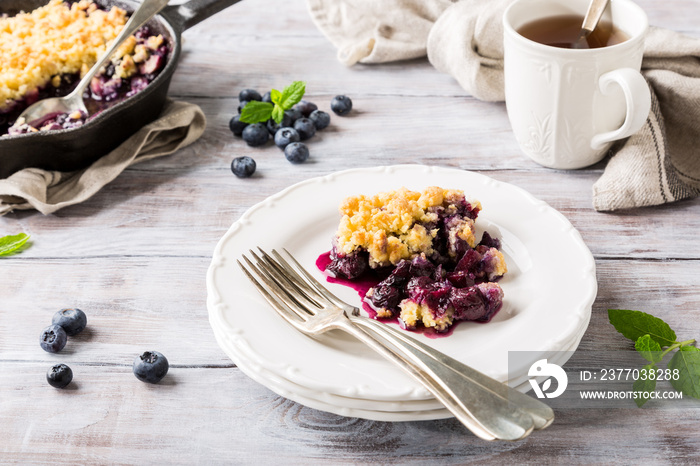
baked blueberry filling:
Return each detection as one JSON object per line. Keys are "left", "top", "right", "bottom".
{"left": 363, "top": 236, "right": 506, "bottom": 332}
{"left": 0, "top": 2, "right": 170, "bottom": 136}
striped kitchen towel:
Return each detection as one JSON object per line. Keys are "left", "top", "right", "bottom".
{"left": 591, "top": 28, "right": 700, "bottom": 210}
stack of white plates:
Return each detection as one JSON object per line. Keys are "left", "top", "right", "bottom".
{"left": 207, "top": 165, "right": 596, "bottom": 421}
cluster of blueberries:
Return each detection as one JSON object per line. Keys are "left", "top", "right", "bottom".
{"left": 229, "top": 89, "right": 353, "bottom": 178}
{"left": 40, "top": 308, "right": 88, "bottom": 388}
{"left": 39, "top": 308, "right": 169, "bottom": 388}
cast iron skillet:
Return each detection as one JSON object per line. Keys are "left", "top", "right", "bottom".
{"left": 0, "top": 0, "right": 241, "bottom": 179}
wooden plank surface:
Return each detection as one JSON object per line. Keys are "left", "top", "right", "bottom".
{"left": 2, "top": 0, "right": 700, "bottom": 463}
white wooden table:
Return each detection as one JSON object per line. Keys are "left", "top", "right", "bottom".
{"left": 2, "top": 0, "right": 700, "bottom": 462}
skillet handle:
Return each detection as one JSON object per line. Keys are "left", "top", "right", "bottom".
{"left": 162, "top": 0, "right": 243, "bottom": 32}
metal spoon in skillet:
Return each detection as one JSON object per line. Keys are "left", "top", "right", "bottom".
{"left": 12, "top": 0, "right": 170, "bottom": 130}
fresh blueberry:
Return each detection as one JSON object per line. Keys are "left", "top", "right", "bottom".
{"left": 133, "top": 351, "right": 169, "bottom": 384}
{"left": 274, "top": 127, "right": 301, "bottom": 149}
{"left": 239, "top": 89, "right": 262, "bottom": 102}
{"left": 331, "top": 95, "right": 352, "bottom": 116}
{"left": 284, "top": 108, "right": 303, "bottom": 123}
{"left": 284, "top": 142, "right": 310, "bottom": 164}
{"left": 262, "top": 91, "right": 272, "bottom": 103}
{"left": 229, "top": 114, "right": 248, "bottom": 136}
{"left": 231, "top": 156, "right": 256, "bottom": 178}
{"left": 40, "top": 325, "right": 67, "bottom": 353}
{"left": 242, "top": 123, "right": 269, "bottom": 146}
{"left": 47, "top": 364, "right": 73, "bottom": 388}
{"left": 293, "top": 117, "right": 316, "bottom": 140}
{"left": 237, "top": 100, "right": 249, "bottom": 114}
{"left": 52, "top": 308, "right": 87, "bottom": 336}
{"left": 266, "top": 113, "right": 293, "bottom": 135}
{"left": 293, "top": 100, "right": 318, "bottom": 117}
{"left": 309, "top": 110, "right": 330, "bottom": 130}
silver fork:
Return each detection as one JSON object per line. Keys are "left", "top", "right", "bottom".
{"left": 275, "top": 248, "right": 555, "bottom": 430}
{"left": 238, "top": 248, "right": 554, "bottom": 441}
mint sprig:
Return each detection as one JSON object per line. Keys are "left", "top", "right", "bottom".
{"left": 275, "top": 81, "right": 306, "bottom": 110}
{"left": 239, "top": 81, "right": 306, "bottom": 124}
{"left": 271, "top": 105, "right": 285, "bottom": 124}
{"left": 0, "top": 232, "right": 30, "bottom": 256}
{"left": 240, "top": 101, "right": 273, "bottom": 124}
{"left": 669, "top": 346, "right": 700, "bottom": 400}
{"left": 608, "top": 309, "right": 676, "bottom": 347}
{"left": 270, "top": 89, "right": 282, "bottom": 104}
{"left": 633, "top": 363, "right": 657, "bottom": 407}
{"left": 634, "top": 334, "right": 663, "bottom": 364}
{"left": 608, "top": 309, "right": 699, "bottom": 406}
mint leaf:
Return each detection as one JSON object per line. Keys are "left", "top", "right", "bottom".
{"left": 633, "top": 363, "right": 657, "bottom": 407}
{"left": 635, "top": 334, "right": 663, "bottom": 363}
{"left": 278, "top": 81, "right": 306, "bottom": 110}
{"left": 608, "top": 309, "right": 677, "bottom": 347}
{"left": 271, "top": 105, "right": 285, "bottom": 124}
{"left": 240, "top": 101, "right": 273, "bottom": 124}
{"left": 0, "top": 233, "right": 30, "bottom": 256}
{"left": 668, "top": 345, "right": 700, "bottom": 399}
{"left": 270, "top": 89, "right": 282, "bottom": 106}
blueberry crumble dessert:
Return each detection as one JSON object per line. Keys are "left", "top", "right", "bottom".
{"left": 325, "top": 187, "right": 507, "bottom": 333}
{"left": 0, "top": 0, "right": 170, "bottom": 136}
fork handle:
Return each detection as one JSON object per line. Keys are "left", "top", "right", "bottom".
{"left": 329, "top": 319, "right": 497, "bottom": 440}
{"left": 349, "top": 315, "right": 554, "bottom": 430}
{"left": 332, "top": 318, "right": 535, "bottom": 441}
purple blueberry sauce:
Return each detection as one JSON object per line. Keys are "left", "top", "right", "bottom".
{"left": 316, "top": 251, "right": 500, "bottom": 339}
{"left": 316, "top": 251, "right": 384, "bottom": 316}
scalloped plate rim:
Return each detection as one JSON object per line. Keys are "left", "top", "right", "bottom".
{"left": 206, "top": 164, "right": 597, "bottom": 401}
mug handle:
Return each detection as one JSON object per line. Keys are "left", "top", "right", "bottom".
{"left": 590, "top": 68, "right": 651, "bottom": 150}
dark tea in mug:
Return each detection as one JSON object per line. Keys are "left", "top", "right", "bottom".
{"left": 517, "top": 14, "right": 629, "bottom": 49}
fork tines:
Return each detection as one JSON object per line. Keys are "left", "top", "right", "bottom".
{"left": 237, "top": 251, "right": 309, "bottom": 325}
{"left": 237, "top": 248, "right": 330, "bottom": 324}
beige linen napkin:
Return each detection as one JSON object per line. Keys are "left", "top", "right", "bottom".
{"left": 307, "top": 0, "right": 456, "bottom": 66}
{"left": 307, "top": 0, "right": 700, "bottom": 211}
{"left": 0, "top": 99, "right": 206, "bottom": 216}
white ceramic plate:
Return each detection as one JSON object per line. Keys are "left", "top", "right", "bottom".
{"left": 207, "top": 165, "right": 597, "bottom": 402}
{"left": 210, "top": 317, "right": 588, "bottom": 420}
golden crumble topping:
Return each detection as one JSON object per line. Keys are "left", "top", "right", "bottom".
{"left": 0, "top": 0, "right": 129, "bottom": 111}
{"left": 482, "top": 248, "right": 508, "bottom": 281}
{"left": 335, "top": 187, "right": 482, "bottom": 268}
{"left": 399, "top": 299, "right": 454, "bottom": 333}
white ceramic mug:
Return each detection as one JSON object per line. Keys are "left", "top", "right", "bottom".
{"left": 503, "top": 0, "right": 651, "bottom": 169}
